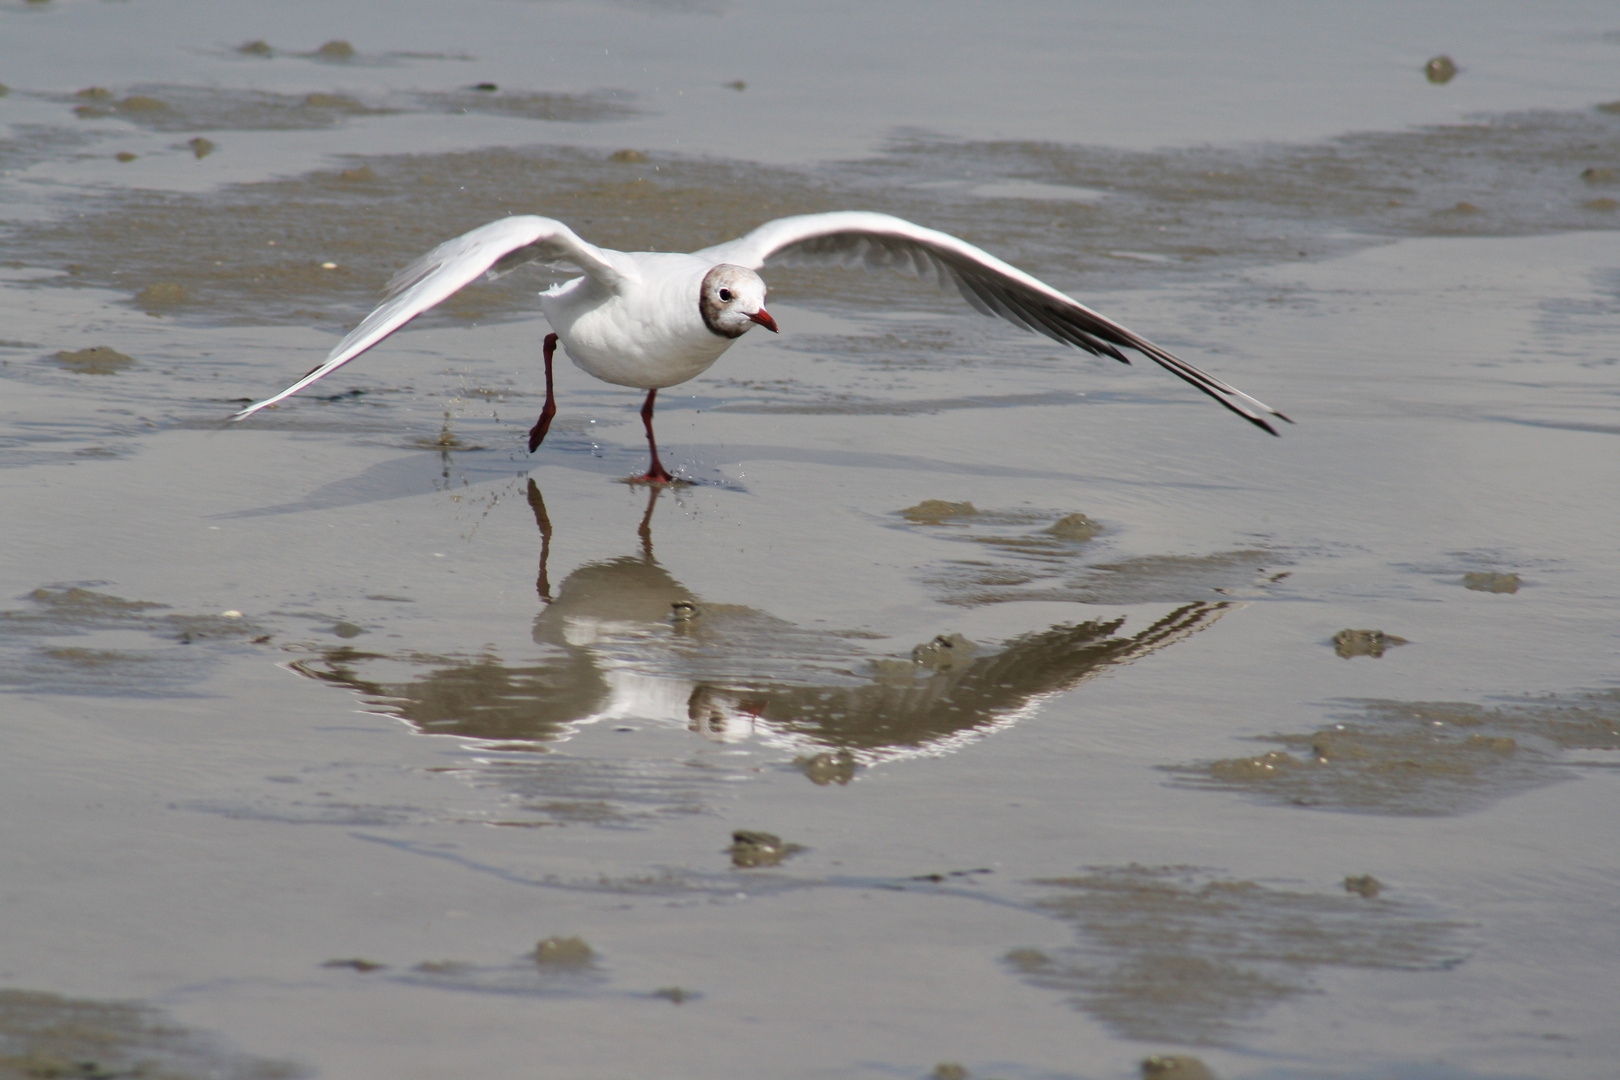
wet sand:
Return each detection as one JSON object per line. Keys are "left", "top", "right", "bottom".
{"left": 2, "top": 2, "right": 1619, "bottom": 1078}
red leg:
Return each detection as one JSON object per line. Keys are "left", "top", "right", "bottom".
{"left": 635, "top": 388, "right": 675, "bottom": 484}
{"left": 527, "top": 333, "right": 559, "bottom": 453}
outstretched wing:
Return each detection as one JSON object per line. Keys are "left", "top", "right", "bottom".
{"left": 699, "top": 211, "right": 1289, "bottom": 434}
{"left": 231, "top": 216, "right": 625, "bottom": 421}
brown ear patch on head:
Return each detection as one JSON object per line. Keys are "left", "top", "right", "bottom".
{"left": 699, "top": 264, "right": 754, "bottom": 339}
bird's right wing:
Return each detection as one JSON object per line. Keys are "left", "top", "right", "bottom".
{"left": 700, "top": 211, "right": 1288, "bottom": 435}
{"left": 231, "top": 216, "right": 625, "bottom": 421}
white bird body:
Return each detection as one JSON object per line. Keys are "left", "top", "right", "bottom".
{"left": 539, "top": 252, "right": 728, "bottom": 389}
{"left": 233, "top": 210, "right": 1288, "bottom": 482}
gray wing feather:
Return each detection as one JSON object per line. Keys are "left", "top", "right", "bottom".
{"left": 232, "top": 216, "right": 620, "bottom": 421}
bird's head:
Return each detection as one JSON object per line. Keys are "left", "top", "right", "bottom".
{"left": 699, "top": 264, "right": 777, "bottom": 339}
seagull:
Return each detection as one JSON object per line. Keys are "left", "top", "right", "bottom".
{"left": 232, "top": 211, "right": 1289, "bottom": 482}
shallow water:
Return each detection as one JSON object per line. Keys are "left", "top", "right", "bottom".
{"left": 3, "top": 2, "right": 1619, "bottom": 1078}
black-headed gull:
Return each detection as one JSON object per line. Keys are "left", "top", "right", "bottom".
{"left": 232, "top": 211, "right": 1289, "bottom": 482}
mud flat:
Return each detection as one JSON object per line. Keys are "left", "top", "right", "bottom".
{"left": 2, "top": 2, "right": 1618, "bottom": 1078}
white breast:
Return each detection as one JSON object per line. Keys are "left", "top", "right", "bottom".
{"left": 539, "top": 253, "right": 738, "bottom": 389}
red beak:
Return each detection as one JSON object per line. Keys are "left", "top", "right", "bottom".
{"left": 746, "top": 308, "right": 779, "bottom": 333}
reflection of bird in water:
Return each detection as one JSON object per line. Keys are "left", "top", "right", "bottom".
{"left": 231, "top": 212, "right": 1288, "bottom": 483}
{"left": 294, "top": 482, "right": 1232, "bottom": 776}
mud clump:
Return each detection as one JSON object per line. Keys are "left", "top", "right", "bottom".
{"left": 1142, "top": 1055, "right": 1215, "bottom": 1080}
{"left": 1424, "top": 55, "right": 1457, "bottom": 84}
{"left": 900, "top": 499, "right": 978, "bottom": 524}
{"left": 187, "top": 136, "right": 216, "bottom": 159}
{"left": 1044, "top": 512, "right": 1101, "bottom": 542}
{"left": 315, "top": 40, "right": 357, "bottom": 61}
{"left": 795, "top": 749, "right": 858, "bottom": 785}
{"left": 50, "top": 346, "right": 134, "bottom": 374}
{"left": 728, "top": 829, "right": 803, "bottom": 868}
{"left": 1332, "top": 629, "right": 1407, "bottom": 658}
{"left": 532, "top": 936, "right": 595, "bottom": 968}
{"left": 1461, "top": 571, "right": 1520, "bottom": 593}
{"left": 1343, "top": 874, "right": 1382, "bottom": 899}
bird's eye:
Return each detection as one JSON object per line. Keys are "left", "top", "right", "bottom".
{"left": 718, "top": 288, "right": 732, "bottom": 302}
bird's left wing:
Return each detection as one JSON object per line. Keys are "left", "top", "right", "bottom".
{"left": 698, "top": 211, "right": 1288, "bottom": 434}
{"left": 231, "top": 216, "right": 624, "bottom": 421}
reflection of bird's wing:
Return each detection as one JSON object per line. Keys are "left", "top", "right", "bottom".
{"left": 958, "top": 600, "right": 1234, "bottom": 708}
{"left": 893, "top": 601, "right": 1235, "bottom": 736}
{"left": 699, "top": 211, "right": 1288, "bottom": 434}
{"left": 232, "top": 216, "right": 627, "bottom": 420}
{"left": 706, "top": 601, "right": 1234, "bottom": 754}
{"left": 290, "top": 647, "right": 612, "bottom": 744}
{"left": 1074, "top": 600, "right": 1237, "bottom": 671}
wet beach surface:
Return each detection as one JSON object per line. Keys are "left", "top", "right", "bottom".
{"left": 2, "top": 2, "right": 1619, "bottom": 1078}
